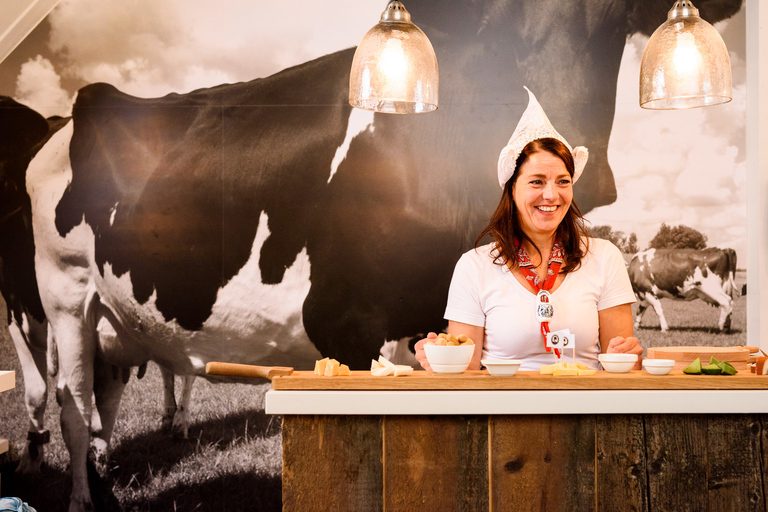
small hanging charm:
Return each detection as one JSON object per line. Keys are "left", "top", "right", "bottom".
{"left": 536, "top": 290, "right": 554, "bottom": 322}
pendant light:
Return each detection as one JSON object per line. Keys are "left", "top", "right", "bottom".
{"left": 349, "top": 1, "right": 438, "bottom": 114}
{"left": 639, "top": 0, "right": 732, "bottom": 109}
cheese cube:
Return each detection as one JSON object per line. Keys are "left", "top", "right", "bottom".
{"left": 338, "top": 364, "right": 351, "bottom": 376}
{"left": 324, "top": 359, "right": 340, "bottom": 376}
{"left": 540, "top": 364, "right": 557, "bottom": 375}
{"left": 314, "top": 357, "right": 329, "bottom": 376}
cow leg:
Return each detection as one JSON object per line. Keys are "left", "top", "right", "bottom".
{"left": 161, "top": 367, "right": 177, "bottom": 432}
{"left": 644, "top": 294, "right": 669, "bottom": 332}
{"left": 90, "top": 358, "right": 127, "bottom": 474}
{"left": 172, "top": 375, "right": 195, "bottom": 439}
{"left": 53, "top": 317, "right": 97, "bottom": 512}
{"left": 8, "top": 314, "right": 49, "bottom": 474}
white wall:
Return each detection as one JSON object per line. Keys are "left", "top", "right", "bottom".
{"left": 746, "top": 0, "right": 768, "bottom": 350}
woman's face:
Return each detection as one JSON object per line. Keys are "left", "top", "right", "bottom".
{"left": 511, "top": 150, "right": 573, "bottom": 242}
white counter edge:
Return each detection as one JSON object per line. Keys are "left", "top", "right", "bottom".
{"left": 266, "top": 389, "right": 768, "bottom": 415}
{"left": 0, "top": 371, "right": 14, "bottom": 394}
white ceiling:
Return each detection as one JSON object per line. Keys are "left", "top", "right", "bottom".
{"left": 0, "top": 0, "right": 59, "bottom": 64}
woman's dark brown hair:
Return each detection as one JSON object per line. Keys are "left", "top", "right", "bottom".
{"left": 475, "top": 137, "right": 590, "bottom": 274}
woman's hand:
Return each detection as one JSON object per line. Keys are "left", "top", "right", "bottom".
{"left": 606, "top": 336, "right": 643, "bottom": 369}
{"left": 414, "top": 333, "right": 437, "bottom": 371}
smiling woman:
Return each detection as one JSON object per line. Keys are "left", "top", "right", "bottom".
{"left": 415, "top": 87, "right": 642, "bottom": 373}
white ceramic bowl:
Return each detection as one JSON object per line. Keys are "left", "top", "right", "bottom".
{"left": 482, "top": 359, "right": 523, "bottom": 376}
{"left": 642, "top": 358, "right": 675, "bottom": 375}
{"left": 424, "top": 343, "right": 474, "bottom": 373}
{"left": 598, "top": 353, "right": 638, "bottom": 373}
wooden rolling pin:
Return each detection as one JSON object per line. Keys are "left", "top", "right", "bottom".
{"left": 205, "top": 362, "right": 294, "bottom": 380}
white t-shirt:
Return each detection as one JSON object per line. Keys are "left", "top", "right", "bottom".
{"left": 444, "top": 238, "right": 636, "bottom": 370}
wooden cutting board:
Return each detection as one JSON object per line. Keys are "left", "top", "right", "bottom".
{"left": 270, "top": 370, "right": 768, "bottom": 390}
{"left": 646, "top": 346, "right": 758, "bottom": 371}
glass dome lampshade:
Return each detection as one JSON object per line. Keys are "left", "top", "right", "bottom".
{"left": 639, "top": 0, "right": 732, "bottom": 109}
{"left": 349, "top": 1, "right": 438, "bottom": 114}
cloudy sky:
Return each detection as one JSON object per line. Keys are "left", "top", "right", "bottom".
{"left": 0, "top": 0, "right": 747, "bottom": 264}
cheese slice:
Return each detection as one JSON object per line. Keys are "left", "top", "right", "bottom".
{"left": 371, "top": 359, "right": 384, "bottom": 370}
{"left": 553, "top": 368, "right": 578, "bottom": 376}
{"left": 577, "top": 369, "right": 596, "bottom": 376}
{"left": 371, "top": 366, "right": 393, "bottom": 377}
{"left": 378, "top": 355, "right": 396, "bottom": 370}
{"left": 394, "top": 365, "right": 414, "bottom": 376}
{"left": 314, "top": 357, "right": 329, "bottom": 376}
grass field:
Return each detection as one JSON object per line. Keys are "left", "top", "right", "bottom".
{"left": 0, "top": 270, "right": 749, "bottom": 510}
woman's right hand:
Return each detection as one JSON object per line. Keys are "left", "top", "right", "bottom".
{"left": 414, "top": 332, "right": 438, "bottom": 371}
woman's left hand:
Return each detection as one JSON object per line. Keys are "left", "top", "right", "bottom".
{"left": 606, "top": 336, "right": 643, "bottom": 369}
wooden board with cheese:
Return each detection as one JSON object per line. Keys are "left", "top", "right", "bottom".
{"left": 271, "top": 370, "right": 768, "bottom": 391}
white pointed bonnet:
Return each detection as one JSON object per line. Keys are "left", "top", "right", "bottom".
{"left": 497, "top": 86, "right": 588, "bottom": 189}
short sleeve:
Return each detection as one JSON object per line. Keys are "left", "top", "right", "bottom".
{"left": 444, "top": 252, "right": 487, "bottom": 327}
{"left": 596, "top": 241, "right": 636, "bottom": 311}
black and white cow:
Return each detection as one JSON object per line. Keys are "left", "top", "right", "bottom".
{"left": 0, "top": 97, "right": 68, "bottom": 474}
{"left": 0, "top": 98, "right": 194, "bottom": 477}
{"left": 24, "top": 0, "right": 743, "bottom": 509}
{"left": 628, "top": 247, "right": 738, "bottom": 332}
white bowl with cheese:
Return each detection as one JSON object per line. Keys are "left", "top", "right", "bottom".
{"left": 598, "top": 353, "right": 638, "bottom": 373}
{"left": 642, "top": 358, "right": 675, "bottom": 375}
{"left": 424, "top": 344, "right": 474, "bottom": 373}
{"left": 481, "top": 359, "right": 523, "bottom": 376}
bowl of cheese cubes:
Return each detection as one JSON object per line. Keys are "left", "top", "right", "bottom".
{"left": 424, "top": 332, "right": 475, "bottom": 373}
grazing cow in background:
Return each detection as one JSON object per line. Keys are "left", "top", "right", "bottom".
{"left": 24, "top": 0, "right": 743, "bottom": 509}
{"left": 628, "top": 248, "right": 738, "bottom": 332}
{"left": 0, "top": 97, "right": 67, "bottom": 474}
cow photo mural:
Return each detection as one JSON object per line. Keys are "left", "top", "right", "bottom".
{"left": 0, "top": 0, "right": 746, "bottom": 510}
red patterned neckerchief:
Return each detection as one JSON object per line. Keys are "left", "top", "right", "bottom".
{"left": 515, "top": 239, "right": 563, "bottom": 357}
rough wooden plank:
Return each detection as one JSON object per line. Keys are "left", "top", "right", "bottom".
{"left": 282, "top": 415, "right": 383, "bottom": 512}
{"left": 646, "top": 414, "right": 708, "bottom": 511}
{"left": 271, "top": 370, "right": 768, "bottom": 390}
{"left": 595, "top": 415, "right": 647, "bottom": 512}
{"left": 384, "top": 415, "right": 488, "bottom": 512}
{"left": 705, "top": 415, "right": 764, "bottom": 511}
{"left": 491, "top": 415, "right": 596, "bottom": 510}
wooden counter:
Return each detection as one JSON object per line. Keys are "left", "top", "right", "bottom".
{"left": 271, "top": 370, "right": 768, "bottom": 511}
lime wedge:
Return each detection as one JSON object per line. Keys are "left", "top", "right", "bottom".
{"left": 709, "top": 356, "right": 721, "bottom": 366}
{"left": 702, "top": 363, "right": 722, "bottom": 375}
{"left": 683, "top": 358, "right": 702, "bottom": 375}
{"left": 717, "top": 361, "right": 738, "bottom": 375}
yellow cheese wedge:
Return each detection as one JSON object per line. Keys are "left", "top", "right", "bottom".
{"left": 394, "top": 365, "right": 414, "bottom": 376}
{"left": 338, "top": 364, "right": 351, "bottom": 376}
{"left": 324, "top": 359, "right": 340, "bottom": 376}
{"left": 577, "top": 369, "right": 596, "bottom": 376}
{"left": 553, "top": 368, "right": 578, "bottom": 376}
{"left": 576, "top": 363, "right": 588, "bottom": 370}
{"left": 314, "top": 357, "right": 329, "bottom": 376}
